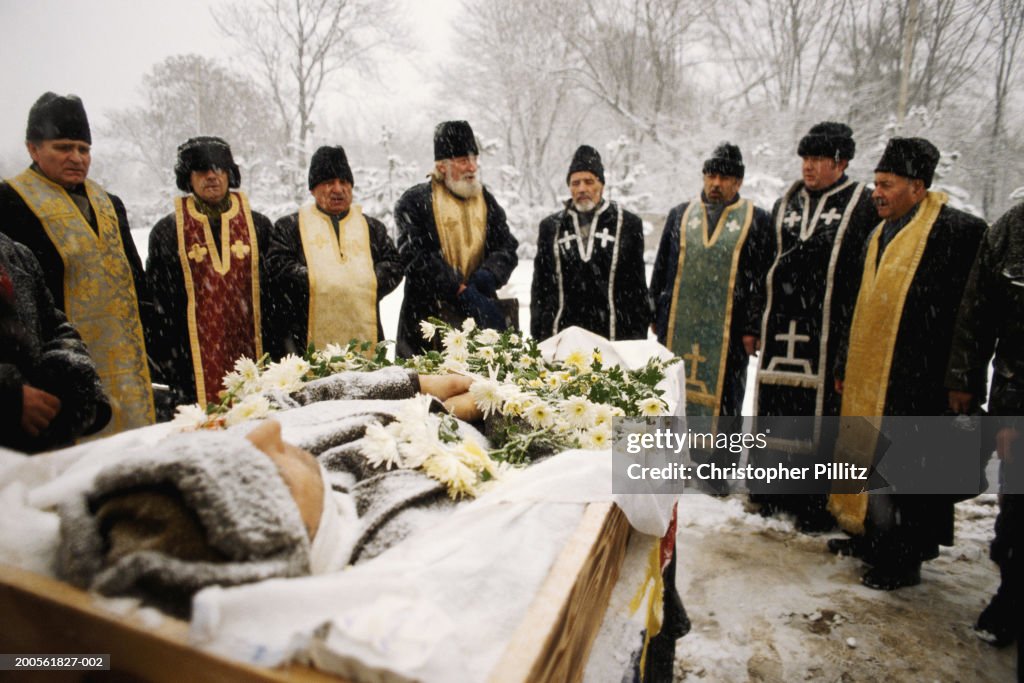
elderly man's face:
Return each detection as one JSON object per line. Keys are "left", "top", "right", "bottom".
{"left": 872, "top": 172, "right": 925, "bottom": 221}
{"left": 312, "top": 178, "right": 353, "bottom": 215}
{"left": 246, "top": 420, "right": 324, "bottom": 540}
{"left": 569, "top": 171, "right": 603, "bottom": 212}
{"left": 703, "top": 172, "right": 742, "bottom": 204}
{"left": 191, "top": 168, "right": 230, "bottom": 205}
{"left": 437, "top": 155, "right": 482, "bottom": 199}
{"left": 802, "top": 156, "right": 846, "bottom": 191}
{"left": 27, "top": 139, "right": 91, "bottom": 188}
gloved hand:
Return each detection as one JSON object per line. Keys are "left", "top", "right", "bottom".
{"left": 459, "top": 285, "right": 506, "bottom": 330}
{"left": 467, "top": 269, "right": 498, "bottom": 298}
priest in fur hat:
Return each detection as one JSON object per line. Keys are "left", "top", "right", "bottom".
{"left": 531, "top": 145, "right": 651, "bottom": 341}
{"left": 0, "top": 92, "right": 155, "bottom": 437}
{"left": 394, "top": 121, "right": 519, "bottom": 357}
{"left": 750, "top": 121, "right": 878, "bottom": 533}
{"left": 146, "top": 137, "right": 278, "bottom": 411}
{"left": 650, "top": 142, "right": 773, "bottom": 417}
{"left": 829, "top": 137, "right": 987, "bottom": 590}
{"left": 267, "top": 145, "right": 403, "bottom": 356}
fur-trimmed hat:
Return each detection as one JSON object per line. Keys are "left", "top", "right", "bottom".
{"left": 798, "top": 121, "right": 855, "bottom": 161}
{"left": 174, "top": 136, "right": 241, "bottom": 193}
{"left": 26, "top": 92, "right": 91, "bottom": 144}
{"left": 702, "top": 142, "right": 745, "bottom": 179}
{"left": 434, "top": 120, "right": 478, "bottom": 160}
{"left": 57, "top": 430, "right": 311, "bottom": 617}
{"left": 308, "top": 145, "right": 354, "bottom": 190}
{"left": 874, "top": 137, "right": 940, "bottom": 188}
{"left": 566, "top": 145, "right": 605, "bottom": 185}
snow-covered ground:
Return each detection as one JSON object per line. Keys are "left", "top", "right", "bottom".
{"left": 125, "top": 235, "right": 1016, "bottom": 681}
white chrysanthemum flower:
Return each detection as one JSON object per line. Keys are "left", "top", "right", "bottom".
{"left": 638, "top": 397, "right": 667, "bottom": 416}
{"left": 475, "top": 345, "right": 497, "bottom": 362}
{"left": 453, "top": 439, "right": 491, "bottom": 474}
{"left": 172, "top": 403, "right": 209, "bottom": 431}
{"left": 563, "top": 349, "right": 589, "bottom": 372}
{"left": 441, "top": 357, "right": 469, "bottom": 374}
{"left": 443, "top": 329, "right": 468, "bottom": 351}
{"left": 524, "top": 399, "right": 556, "bottom": 429}
{"left": 322, "top": 343, "right": 345, "bottom": 358}
{"left": 224, "top": 394, "right": 272, "bottom": 426}
{"left": 419, "top": 320, "right": 437, "bottom": 341}
{"left": 423, "top": 450, "right": 478, "bottom": 499}
{"left": 508, "top": 333, "right": 520, "bottom": 345}
{"left": 591, "top": 350, "right": 603, "bottom": 365}
{"left": 501, "top": 390, "right": 529, "bottom": 417}
{"left": 527, "top": 377, "right": 544, "bottom": 390}
{"left": 593, "top": 403, "right": 615, "bottom": 428}
{"left": 222, "top": 356, "right": 262, "bottom": 395}
{"left": 545, "top": 374, "right": 563, "bottom": 390}
{"left": 363, "top": 421, "right": 404, "bottom": 470}
{"left": 476, "top": 328, "right": 500, "bottom": 345}
{"left": 461, "top": 317, "right": 476, "bottom": 333}
{"left": 560, "top": 396, "right": 595, "bottom": 429}
{"left": 582, "top": 423, "right": 612, "bottom": 449}
{"left": 395, "top": 394, "right": 434, "bottom": 424}
{"left": 469, "top": 377, "right": 504, "bottom": 418}
{"left": 517, "top": 354, "right": 534, "bottom": 369}
{"left": 260, "top": 354, "right": 310, "bottom": 392}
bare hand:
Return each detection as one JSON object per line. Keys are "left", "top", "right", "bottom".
{"left": 948, "top": 390, "right": 974, "bottom": 414}
{"left": 419, "top": 374, "right": 474, "bottom": 402}
{"left": 21, "top": 385, "right": 60, "bottom": 437}
{"left": 834, "top": 378, "right": 844, "bottom": 395}
{"left": 742, "top": 335, "right": 759, "bottom": 356}
{"left": 996, "top": 427, "right": 1020, "bottom": 464}
{"left": 443, "top": 392, "right": 483, "bottom": 422}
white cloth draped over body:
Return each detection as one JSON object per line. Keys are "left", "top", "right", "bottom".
{"left": 0, "top": 329, "right": 683, "bottom": 683}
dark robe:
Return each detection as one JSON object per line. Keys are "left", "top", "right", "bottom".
{"left": 649, "top": 193, "right": 773, "bottom": 416}
{"left": 146, "top": 198, "right": 278, "bottom": 407}
{"left": 837, "top": 198, "right": 987, "bottom": 568}
{"left": 394, "top": 181, "right": 518, "bottom": 357}
{"left": 268, "top": 207, "right": 403, "bottom": 355}
{"left": 0, "top": 233, "right": 110, "bottom": 452}
{"left": 531, "top": 199, "right": 650, "bottom": 341}
{"left": 756, "top": 176, "right": 877, "bottom": 419}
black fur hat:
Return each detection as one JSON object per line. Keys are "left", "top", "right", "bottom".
{"left": 26, "top": 92, "right": 91, "bottom": 143}
{"left": 702, "top": 142, "right": 744, "bottom": 179}
{"left": 434, "top": 120, "right": 478, "bottom": 160}
{"left": 308, "top": 146, "right": 354, "bottom": 190}
{"left": 798, "top": 121, "right": 855, "bottom": 161}
{"left": 174, "top": 137, "right": 241, "bottom": 193}
{"left": 874, "top": 137, "right": 940, "bottom": 188}
{"left": 566, "top": 145, "right": 605, "bottom": 185}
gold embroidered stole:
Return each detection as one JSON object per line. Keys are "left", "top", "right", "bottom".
{"left": 828, "top": 191, "right": 947, "bottom": 534}
{"left": 431, "top": 179, "right": 487, "bottom": 281}
{"left": 299, "top": 203, "right": 378, "bottom": 351}
{"left": 175, "top": 192, "right": 262, "bottom": 406}
{"left": 7, "top": 169, "right": 154, "bottom": 435}
{"left": 665, "top": 197, "right": 753, "bottom": 416}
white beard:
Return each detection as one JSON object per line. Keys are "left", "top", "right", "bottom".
{"left": 445, "top": 174, "right": 482, "bottom": 199}
{"left": 573, "top": 198, "right": 597, "bottom": 212}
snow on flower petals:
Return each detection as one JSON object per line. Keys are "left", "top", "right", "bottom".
{"left": 419, "top": 320, "right": 437, "bottom": 341}
{"left": 172, "top": 403, "right": 210, "bottom": 430}
{"left": 469, "top": 377, "right": 504, "bottom": 418}
{"left": 224, "top": 394, "right": 271, "bottom": 426}
{"left": 424, "top": 450, "right": 478, "bottom": 499}
{"left": 260, "top": 354, "right": 310, "bottom": 392}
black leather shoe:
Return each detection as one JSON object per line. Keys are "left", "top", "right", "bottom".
{"left": 827, "top": 537, "right": 863, "bottom": 557}
{"left": 975, "top": 592, "right": 1016, "bottom": 647}
{"left": 797, "top": 514, "right": 837, "bottom": 534}
{"left": 861, "top": 564, "right": 921, "bottom": 590}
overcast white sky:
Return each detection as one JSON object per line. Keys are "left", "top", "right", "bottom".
{"left": 0, "top": 0, "right": 457, "bottom": 172}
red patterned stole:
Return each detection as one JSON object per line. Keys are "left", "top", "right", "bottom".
{"left": 175, "top": 192, "right": 262, "bottom": 406}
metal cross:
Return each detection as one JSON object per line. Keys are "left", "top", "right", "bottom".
{"left": 820, "top": 207, "right": 842, "bottom": 226}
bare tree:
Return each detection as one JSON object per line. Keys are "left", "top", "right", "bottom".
{"left": 704, "top": 0, "right": 847, "bottom": 113}
{"left": 212, "top": 0, "right": 400, "bottom": 174}
{"left": 105, "top": 54, "right": 281, "bottom": 187}
{"left": 982, "top": 0, "right": 1024, "bottom": 215}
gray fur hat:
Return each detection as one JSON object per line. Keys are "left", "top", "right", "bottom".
{"left": 57, "top": 430, "right": 310, "bottom": 616}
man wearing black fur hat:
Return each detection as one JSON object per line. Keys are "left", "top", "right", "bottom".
{"left": 650, "top": 142, "right": 772, "bottom": 417}
{"left": 145, "top": 137, "right": 277, "bottom": 409}
{"left": 0, "top": 92, "right": 155, "bottom": 436}
{"left": 268, "top": 145, "right": 403, "bottom": 354}
{"left": 751, "top": 122, "right": 878, "bottom": 532}
{"left": 829, "top": 137, "right": 987, "bottom": 590}
{"left": 531, "top": 145, "right": 650, "bottom": 341}
{"left": 394, "top": 121, "right": 518, "bottom": 357}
